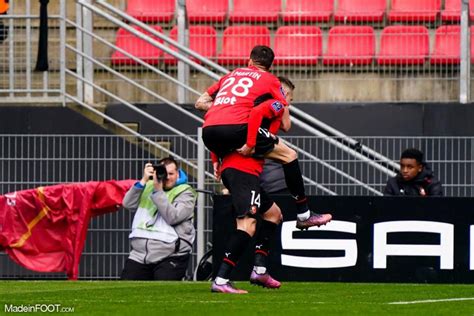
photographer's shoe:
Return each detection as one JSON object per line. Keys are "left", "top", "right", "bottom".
{"left": 250, "top": 271, "right": 281, "bottom": 289}
{"left": 211, "top": 281, "right": 248, "bottom": 294}
{"left": 296, "top": 212, "right": 332, "bottom": 230}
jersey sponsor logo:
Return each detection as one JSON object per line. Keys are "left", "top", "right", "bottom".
{"left": 279, "top": 85, "right": 285, "bottom": 98}
{"left": 214, "top": 96, "right": 237, "bottom": 106}
{"left": 271, "top": 101, "right": 283, "bottom": 112}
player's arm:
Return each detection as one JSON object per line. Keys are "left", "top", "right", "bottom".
{"left": 194, "top": 80, "right": 221, "bottom": 112}
{"left": 239, "top": 101, "right": 283, "bottom": 156}
{"left": 210, "top": 151, "right": 221, "bottom": 180}
{"left": 195, "top": 92, "right": 213, "bottom": 111}
{"left": 279, "top": 105, "right": 291, "bottom": 132}
{"left": 269, "top": 116, "right": 283, "bottom": 134}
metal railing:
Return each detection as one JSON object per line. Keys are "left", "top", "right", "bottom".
{"left": 0, "top": 134, "right": 212, "bottom": 279}
{"left": 67, "top": 0, "right": 471, "bottom": 103}
{"left": 0, "top": 0, "right": 63, "bottom": 103}
{"left": 65, "top": 1, "right": 396, "bottom": 206}
{"left": 1, "top": 134, "right": 473, "bottom": 279}
{"left": 0, "top": 1, "right": 471, "bottom": 104}
{"left": 1, "top": 1, "right": 473, "bottom": 279}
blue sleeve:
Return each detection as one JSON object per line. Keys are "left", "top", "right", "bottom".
{"left": 134, "top": 181, "right": 145, "bottom": 189}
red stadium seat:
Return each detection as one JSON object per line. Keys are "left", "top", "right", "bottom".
{"left": 125, "top": 0, "right": 175, "bottom": 23}
{"left": 388, "top": 0, "right": 441, "bottom": 23}
{"left": 471, "top": 26, "right": 474, "bottom": 63}
{"left": 471, "top": 2, "right": 474, "bottom": 22}
{"left": 111, "top": 25, "right": 164, "bottom": 66}
{"left": 218, "top": 26, "right": 271, "bottom": 65}
{"left": 273, "top": 26, "right": 322, "bottom": 66}
{"left": 163, "top": 26, "right": 217, "bottom": 65}
{"left": 334, "top": 0, "right": 386, "bottom": 23}
{"left": 323, "top": 26, "right": 375, "bottom": 66}
{"left": 282, "top": 0, "right": 333, "bottom": 23}
{"left": 430, "top": 26, "right": 460, "bottom": 65}
{"left": 441, "top": 0, "right": 474, "bottom": 22}
{"left": 229, "top": 0, "right": 281, "bottom": 23}
{"left": 377, "top": 26, "right": 429, "bottom": 65}
{"left": 186, "top": 0, "right": 228, "bottom": 23}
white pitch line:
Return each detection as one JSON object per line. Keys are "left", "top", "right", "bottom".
{"left": 388, "top": 297, "right": 474, "bottom": 305}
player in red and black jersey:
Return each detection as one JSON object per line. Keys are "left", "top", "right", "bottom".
{"left": 205, "top": 74, "right": 292, "bottom": 293}
{"left": 211, "top": 79, "right": 292, "bottom": 292}
{"left": 197, "top": 47, "right": 331, "bottom": 293}
{"left": 197, "top": 48, "right": 331, "bottom": 230}
{"left": 199, "top": 46, "right": 287, "bottom": 158}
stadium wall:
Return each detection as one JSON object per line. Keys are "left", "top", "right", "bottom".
{"left": 2, "top": 103, "right": 474, "bottom": 136}
{"left": 104, "top": 102, "right": 474, "bottom": 136}
{"left": 0, "top": 107, "right": 111, "bottom": 135}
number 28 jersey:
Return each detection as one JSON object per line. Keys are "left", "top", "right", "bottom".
{"left": 203, "top": 66, "right": 287, "bottom": 127}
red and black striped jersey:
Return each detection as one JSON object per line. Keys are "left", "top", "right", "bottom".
{"left": 203, "top": 66, "right": 287, "bottom": 127}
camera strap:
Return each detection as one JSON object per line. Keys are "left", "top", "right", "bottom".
{"left": 174, "top": 238, "right": 193, "bottom": 253}
{"left": 174, "top": 239, "right": 180, "bottom": 253}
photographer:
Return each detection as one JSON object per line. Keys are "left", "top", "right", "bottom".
{"left": 121, "top": 157, "right": 196, "bottom": 280}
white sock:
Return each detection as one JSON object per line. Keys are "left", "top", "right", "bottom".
{"left": 253, "top": 266, "right": 267, "bottom": 274}
{"left": 215, "top": 277, "right": 229, "bottom": 285}
{"left": 297, "top": 210, "right": 310, "bottom": 221}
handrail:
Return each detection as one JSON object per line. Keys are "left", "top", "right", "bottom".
{"left": 283, "top": 140, "right": 382, "bottom": 196}
{"left": 65, "top": 18, "right": 201, "bottom": 96}
{"left": 71, "top": 0, "right": 394, "bottom": 193}
{"left": 65, "top": 94, "right": 180, "bottom": 160}
{"left": 64, "top": 43, "right": 204, "bottom": 128}
{"left": 65, "top": 91, "right": 216, "bottom": 180}
{"left": 64, "top": 66, "right": 199, "bottom": 144}
{"left": 77, "top": 0, "right": 222, "bottom": 81}
{"left": 95, "top": 0, "right": 229, "bottom": 76}
{"left": 290, "top": 106, "right": 400, "bottom": 173}
{"left": 290, "top": 111, "right": 397, "bottom": 178}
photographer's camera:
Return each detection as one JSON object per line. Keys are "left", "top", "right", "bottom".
{"left": 149, "top": 164, "right": 168, "bottom": 181}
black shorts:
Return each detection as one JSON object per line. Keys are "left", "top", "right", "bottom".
{"left": 202, "top": 124, "right": 279, "bottom": 159}
{"left": 221, "top": 168, "right": 274, "bottom": 218}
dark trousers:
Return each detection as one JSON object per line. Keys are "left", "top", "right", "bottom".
{"left": 121, "top": 254, "right": 190, "bottom": 281}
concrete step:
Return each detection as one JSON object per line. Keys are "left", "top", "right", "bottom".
{"left": 68, "top": 101, "right": 178, "bottom": 161}
{"left": 67, "top": 103, "right": 107, "bottom": 126}
{"left": 104, "top": 121, "right": 139, "bottom": 135}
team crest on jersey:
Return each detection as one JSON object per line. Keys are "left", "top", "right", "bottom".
{"left": 271, "top": 101, "right": 283, "bottom": 112}
{"left": 249, "top": 205, "right": 257, "bottom": 215}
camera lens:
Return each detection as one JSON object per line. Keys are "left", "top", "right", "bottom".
{"left": 153, "top": 164, "right": 168, "bottom": 181}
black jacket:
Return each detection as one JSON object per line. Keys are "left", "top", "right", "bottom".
{"left": 383, "top": 164, "right": 443, "bottom": 196}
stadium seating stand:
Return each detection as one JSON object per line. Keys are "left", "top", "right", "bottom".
{"left": 377, "top": 25, "right": 430, "bottom": 65}
{"left": 218, "top": 26, "right": 271, "bottom": 65}
{"left": 323, "top": 26, "right": 376, "bottom": 66}
{"left": 125, "top": 0, "right": 175, "bottom": 23}
{"left": 111, "top": 25, "right": 164, "bottom": 66}
{"left": 273, "top": 26, "right": 322, "bottom": 66}
{"left": 334, "top": 0, "right": 386, "bottom": 23}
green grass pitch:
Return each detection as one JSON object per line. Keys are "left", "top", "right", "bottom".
{"left": 0, "top": 281, "right": 473, "bottom": 315}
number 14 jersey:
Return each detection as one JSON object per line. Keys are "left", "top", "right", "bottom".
{"left": 203, "top": 65, "right": 287, "bottom": 127}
